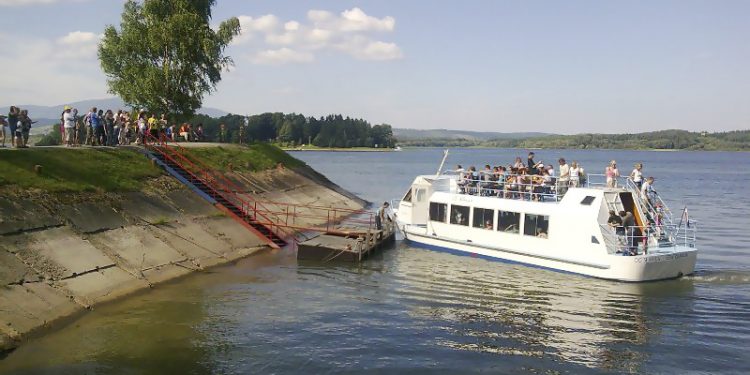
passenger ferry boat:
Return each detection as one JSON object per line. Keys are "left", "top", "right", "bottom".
{"left": 393, "top": 156, "right": 697, "bottom": 282}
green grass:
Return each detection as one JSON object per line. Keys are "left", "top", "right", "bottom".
{"left": 186, "top": 143, "right": 305, "bottom": 172}
{"left": 0, "top": 148, "right": 163, "bottom": 192}
{"left": 0, "top": 143, "right": 305, "bottom": 192}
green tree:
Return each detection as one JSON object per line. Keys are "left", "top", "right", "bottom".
{"left": 98, "top": 0, "right": 240, "bottom": 120}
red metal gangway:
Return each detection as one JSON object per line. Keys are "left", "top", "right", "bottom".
{"left": 143, "top": 135, "right": 377, "bottom": 247}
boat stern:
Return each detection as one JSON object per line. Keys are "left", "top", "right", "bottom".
{"left": 607, "top": 247, "right": 697, "bottom": 282}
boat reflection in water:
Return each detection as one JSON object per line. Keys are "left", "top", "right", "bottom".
{"left": 389, "top": 241, "right": 696, "bottom": 370}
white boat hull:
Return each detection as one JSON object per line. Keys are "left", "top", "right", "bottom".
{"left": 402, "top": 225, "right": 697, "bottom": 282}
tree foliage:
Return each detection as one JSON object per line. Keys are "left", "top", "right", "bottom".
{"left": 188, "top": 112, "right": 397, "bottom": 148}
{"left": 98, "top": 0, "right": 240, "bottom": 120}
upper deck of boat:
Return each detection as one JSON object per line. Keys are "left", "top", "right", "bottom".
{"left": 422, "top": 173, "right": 633, "bottom": 204}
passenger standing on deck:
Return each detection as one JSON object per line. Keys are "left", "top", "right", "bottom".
{"left": 606, "top": 160, "right": 620, "bottom": 187}
{"left": 558, "top": 158, "right": 570, "bottom": 195}
{"left": 621, "top": 211, "right": 639, "bottom": 254}
{"left": 376, "top": 202, "right": 390, "bottom": 230}
{"left": 527, "top": 152, "right": 537, "bottom": 174}
{"left": 641, "top": 177, "right": 656, "bottom": 206}
{"left": 630, "top": 163, "right": 644, "bottom": 189}
{"left": 570, "top": 161, "right": 581, "bottom": 187}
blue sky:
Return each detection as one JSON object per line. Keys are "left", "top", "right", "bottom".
{"left": 1, "top": 0, "right": 748, "bottom": 133}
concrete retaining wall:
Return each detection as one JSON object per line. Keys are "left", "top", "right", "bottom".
{"left": 0, "top": 165, "right": 365, "bottom": 352}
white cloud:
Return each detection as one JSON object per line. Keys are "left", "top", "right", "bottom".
{"left": 58, "top": 30, "right": 98, "bottom": 45}
{"left": 250, "top": 48, "right": 314, "bottom": 65}
{"left": 234, "top": 14, "right": 280, "bottom": 45}
{"left": 234, "top": 7, "right": 402, "bottom": 65}
{"left": 339, "top": 8, "right": 395, "bottom": 32}
{"left": 284, "top": 21, "right": 300, "bottom": 31}
{"left": 307, "top": 10, "right": 333, "bottom": 23}
{"left": 0, "top": 0, "right": 86, "bottom": 6}
{"left": 57, "top": 30, "right": 102, "bottom": 59}
{"left": 0, "top": 31, "right": 107, "bottom": 105}
{"left": 358, "top": 41, "right": 403, "bottom": 60}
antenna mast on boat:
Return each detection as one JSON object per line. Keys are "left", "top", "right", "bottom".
{"left": 435, "top": 149, "right": 450, "bottom": 178}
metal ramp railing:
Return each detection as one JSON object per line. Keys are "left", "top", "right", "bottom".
{"left": 143, "top": 135, "right": 377, "bottom": 247}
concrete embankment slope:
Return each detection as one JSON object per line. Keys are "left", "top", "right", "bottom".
{"left": 0, "top": 146, "right": 365, "bottom": 352}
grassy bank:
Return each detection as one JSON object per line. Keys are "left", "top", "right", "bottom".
{"left": 187, "top": 143, "right": 305, "bottom": 172}
{"left": 0, "top": 148, "right": 162, "bottom": 192}
{"left": 0, "top": 144, "right": 306, "bottom": 192}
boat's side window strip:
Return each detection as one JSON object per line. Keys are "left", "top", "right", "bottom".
{"left": 415, "top": 188, "right": 426, "bottom": 202}
{"left": 429, "top": 202, "right": 447, "bottom": 222}
{"left": 524, "top": 214, "right": 550, "bottom": 238}
{"left": 472, "top": 208, "right": 494, "bottom": 230}
{"left": 402, "top": 188, "right": 413, "bottom": 202}
{"left": 450, "top": 205, "right": 470, "bottom": 226}
{"left": 497, "top": 211, "right": 520, "bottom": 234}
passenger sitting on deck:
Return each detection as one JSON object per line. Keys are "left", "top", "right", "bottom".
{"left": 608, "top": 210, "right": 624, "bottom": 236}
{"left": 376, "top": 202, "right": 390, "bottom": 230}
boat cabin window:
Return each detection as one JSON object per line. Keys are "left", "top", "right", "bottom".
{"left": 580, "top": 196, "right": 595, "bottom": 205}
{"left": 497, "top": 211, "right": 520, "bottom": 233}
{"left": 429, "top": 202, "right": 447, "bottom": 222}
{"left": 524, "top": 214, "right": 550, "bottom": 238}
{"left": 450, "top": 205, "right": 470, "bottom": 226}
{"left": 472, "top": 208, "right": 494, "bottom": 230}
{"left": 415, "top": 188, "right": 427, "bottom": 202}
{"left": 402, "top": 188, "right": 413, "bottom": 202}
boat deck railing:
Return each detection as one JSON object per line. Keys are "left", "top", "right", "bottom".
{"left": 599, "top": 223, "right": 697, "bottom": 255}
{"left": 440, "top": 172, "right": 609, "bottom": 203}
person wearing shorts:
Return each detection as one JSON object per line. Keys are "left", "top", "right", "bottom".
{"left": 63, "top": 106, "right": 75, "bottom": 146}
{"left": 7, "top": 106, "right": 18, "bottom": 147}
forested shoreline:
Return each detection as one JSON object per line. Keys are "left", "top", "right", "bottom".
{"left": 190, "top": 112, "right": 397, "bottom": 148}
{"left": 398, "top": 129, "right": 750, "bottom": 151}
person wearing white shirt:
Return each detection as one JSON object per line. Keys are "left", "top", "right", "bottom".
{"left": 62, "top": 106, "right": 75, "bottom": 146}
{"left": 558, "top": 158, "right": 570, "bottom": 195}
{"left": 630, "top": 163, "right": 644, "bottom": 189}
{"left": 570, "top": 161, "right": 581, "bottom": 187}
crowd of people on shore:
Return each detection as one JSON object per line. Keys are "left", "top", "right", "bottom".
{"left": 451, "top": 152, "right": 658, "bottom": 204}
{"left": 60, "top": 106, "right": 208, "bottom": 147}
{"left": 0, "top": 105, "right": 226, "bottom": 149}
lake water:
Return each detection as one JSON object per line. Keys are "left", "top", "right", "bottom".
{"left": 1, "top": 148, "right": 749, "bottom": 374}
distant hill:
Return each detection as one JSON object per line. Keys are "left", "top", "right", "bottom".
{"left": 4, "top": 97, "right": 229, "bottom": 133}
{"left": 393, "top": 128, "right": 552, "bottom": 141}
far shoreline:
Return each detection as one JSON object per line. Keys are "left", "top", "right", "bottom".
{"left": 283, "top": 145, "right": 748, "bottom": 153}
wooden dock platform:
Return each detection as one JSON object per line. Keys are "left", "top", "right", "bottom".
{"left": 297, "top": 223, "right": 396, "bottom": 262}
